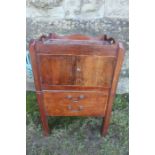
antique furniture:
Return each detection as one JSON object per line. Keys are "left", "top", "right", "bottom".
{"left": 29, "top": 33, "right": 124, "bottom": 136}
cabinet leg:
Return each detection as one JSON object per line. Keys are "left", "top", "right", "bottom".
{"left": 40, "top": 113, "right": 49, "bottom": 136}
{"left": 101, "top": 93, "right": 115, "bottom": 136}
{"left": 36, "top": 93, "right": 50, "bottom": 136}
{"left": 101, "top": 116, "right": 110, "bottom": 136}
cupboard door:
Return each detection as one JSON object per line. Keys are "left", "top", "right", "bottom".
{"left": 39, "top": 55, "right": 76, "bottom": 85}
{"left": 75, "top": 56, "right": 116, "bottom": 87}
{"left": 38, "top": 55, "right": 115, "bottom": 87}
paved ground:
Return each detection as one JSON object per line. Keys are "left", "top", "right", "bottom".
{"left": 26, "top": 91, "right": 129, "bottom": 155}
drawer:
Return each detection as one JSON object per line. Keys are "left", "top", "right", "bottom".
{"left": 43, "top": 90, "right": 109, "bottom": 116}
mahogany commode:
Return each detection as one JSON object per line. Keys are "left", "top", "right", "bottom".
{"left": 29, "top": 33, "right": 124, "bottom": 136}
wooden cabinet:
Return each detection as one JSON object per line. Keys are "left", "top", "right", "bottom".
{"left": 29, "top": 33, "right": 124, "bottom": 136}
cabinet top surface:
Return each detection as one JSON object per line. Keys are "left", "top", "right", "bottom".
{"left": 31, "top": 33, "right": 118, "bottom": 46}
{"left": 30, "top": 34, "right": 119, "bottom": 56}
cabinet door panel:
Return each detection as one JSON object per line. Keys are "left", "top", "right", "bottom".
{"left": 38, "top": 55, "right": 115, "bottom": 87}
{"left": 75, "top": 56, "right": 115, "bottom": 87}
{"left": 39, "top": 55, "right": 76, "bottom": 85}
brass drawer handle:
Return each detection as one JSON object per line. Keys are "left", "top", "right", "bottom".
{"left": 67, "top": 105, "right": 83, "bottom": 112}
{"left": 72, "top": 100, "right": 79, "bottom": 103}
{"left": 66, "top": 94, "right": 85, "bottom": 102}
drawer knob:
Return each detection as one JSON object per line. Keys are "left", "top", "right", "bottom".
{"left": 67, "top": 95, "right": 72, "bottom": 99}
{"left": 77, "top": 67, "right": 81, "bottom": 71}
{"left": 79, "top": 95, "right": 85, "bottom": 99}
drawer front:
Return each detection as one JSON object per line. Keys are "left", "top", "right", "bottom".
{"left": 43, "top": 91, "right": 108, "bottom": 116}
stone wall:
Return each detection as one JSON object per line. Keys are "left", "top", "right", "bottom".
{"left": 26, "top": 0, "right": 129, "bottom": 94}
